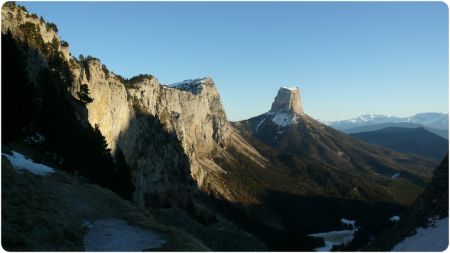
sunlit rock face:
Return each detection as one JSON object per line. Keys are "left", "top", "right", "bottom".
{"left": 270, "top": 87, "right": 303, "bottom": 115}
{"left": 71, "top": 59, "right": 255, "bottom": 205}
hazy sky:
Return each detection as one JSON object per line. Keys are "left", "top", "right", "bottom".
{"left": 21, "top": 2, "right": 448, "bottom": 121}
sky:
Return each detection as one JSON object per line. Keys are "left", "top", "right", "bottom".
{"left": 20, "top": 2, "right": 449, "bottom": 122}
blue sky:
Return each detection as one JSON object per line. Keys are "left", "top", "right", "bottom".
{"left": 21, "top": 2, "right": 448, "bottom": 121}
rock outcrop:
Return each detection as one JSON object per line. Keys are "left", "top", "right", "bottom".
{"left": 1, "top": 4, "right": 69, "bottom": 61}
{"left": 270, "top": 87, "right": 303, "bottom": 115}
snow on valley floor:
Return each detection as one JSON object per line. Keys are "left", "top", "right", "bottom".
{"left": 392, "top": 217, "right": 448, "bottom": 251}
{"left": 389, "top": 215, "right": 400, "bottom": 222}
{"left": 2, "top": 151, "right": 55, "bottom": 175}
{"left": 308, "top": 218, "right": 357, "bottom": 251}
{"left": 83, "top": 219, "right": 166, "bottom": 251}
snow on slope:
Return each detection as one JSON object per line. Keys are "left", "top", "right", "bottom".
{"left": 391, "top": 173, "right": 401, "bottom": 180}
{"left": 389, "top": 216, "right": 400, "bottom": 222}
{"left": 309, "top": 228, "right": 358, "bottom": 251}
{"left": 281, "top": 86, "right": 298, "bottom": 91}
{"left": 2, "top": 151, "right": 54, "bottom": 175}
{"left": 83, "top": 219, "right": 166, "bottom": 251}
{"left": 169, "top": 78, "right": 210, "bottom": 95}
{"left": 271, "top": 112, "right": 298, "bottom": 127}
{"left": 392, "top": 217, "right": 448, "bottom": 251}
{"left": 341, "top": 218, "right": 356, "bottom": 228}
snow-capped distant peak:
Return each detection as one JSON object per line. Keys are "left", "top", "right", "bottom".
{"left": 327, "top": 112, "right": 449, "bottom": 131}
{"left": 169, "top": 78, "right": 212, "bottom": 95}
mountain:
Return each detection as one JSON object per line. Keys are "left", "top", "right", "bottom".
{"left": 350, "top": 127, "right": 448, "bottom": 161}
{"left": 234, "top": 87, "right": 435, "bottom": 191}
{"left": 327, "top": 113, "right": 449, "bottom": 138}
{"left": 343, "top": 122, "right": 449, "bottom": 139}
{"left": 366, "top": 156, "right": 449, "bottom": 251}
{"left": 1, "top": 3, "right": 445, "bottom": 251}
{"left": 233, "top": 88, "right": 443, "bottom": 248}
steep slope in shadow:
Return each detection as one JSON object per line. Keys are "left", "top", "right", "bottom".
{"left": 1, "top": 145, "right": 209, "bottom": 251}
{"left": 366, "top": 155, "right": 449, "bottom": 251}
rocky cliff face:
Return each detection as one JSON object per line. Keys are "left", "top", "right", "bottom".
{"left": 1, "top": 3, "right": 266, "bottom": 206}
{"left": 73, "top": 59, "right": 266, "bottom": 204}
{"left": 1, "top": 4, "right": 69, "bottom": 60}
{"left": 270, "top": 87, "right": 303, "bottom": 115}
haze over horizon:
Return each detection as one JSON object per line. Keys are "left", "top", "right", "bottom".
{"left": 20, "top": 2, "right": 449, "bottom": 121}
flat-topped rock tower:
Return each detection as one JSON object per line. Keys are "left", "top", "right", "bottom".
{"left": 270, "top": 87, "right": 304, "bottom": 115}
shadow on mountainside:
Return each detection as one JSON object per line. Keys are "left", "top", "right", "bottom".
{"left": 201, "top": 189, "right": 406, "bottom": 251}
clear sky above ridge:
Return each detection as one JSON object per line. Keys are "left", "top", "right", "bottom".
{"left": 20, "top": 2, "right": 449, "bottom": 121}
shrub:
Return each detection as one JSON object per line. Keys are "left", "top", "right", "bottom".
{"left": 19, "top": 22, "right": 45, "bottom": 49}
{"left": 4, "top": 2, "right": 18, "bottom": 10}
{"left": 77, "top": 84, "right": 94, "bottom": 104}
{"left": 46, "top": 22, "right": 58, "bottom": 33}
{"left": 115, "top": 73, "right": 127, "bottom": 84}
{"left": 18, "top": 4, "right": 27, "bottom": 13}
{"left": 101, "top": 64, "right": 110, "bottom": 77}
{"left": 60, "top": 40, "right": 69, "bottom": 47}
{"left": 127, "top": 74, "right": 154, "bottom": 86}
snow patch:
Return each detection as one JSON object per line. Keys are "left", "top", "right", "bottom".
{"left": 2, "top": 151, "right": 55, "bottom": 176}
{"left": 392, "top": 217, "right": 448, "bottom": 251}
{"left": 309, "top": 228, "right": 358, "bottom": 251}
{"left": 391, "top": 172, "right": 401, "bottom": 179}
{"left": 83, "top": 219, "right": 166, "bottom": 251}
{"left": 281, "top": 86, "right": 297, "bottom": 91}
{"left": 255, "top": 118, "right": 266, "bottom": 132}
{"left": 25, "top": 132, "right": 45, "bottom": 144}
{"left": 169, "top": 78, "right": 210, "bottom": 95}
{"left": 389, "top": 216, "right": 400, "bottom": 222}
{"left": 341, "top": 218, "right": 356, "bottom": 228}
{"left": 272, "top": 113, "right": 297, "bottom": 127}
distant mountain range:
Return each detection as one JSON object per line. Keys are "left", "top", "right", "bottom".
{"left": 351, "top": 127, "right": 448, "bottom": 161}
{"left": 327, "top": 113, "right": 448, "bottom": 139}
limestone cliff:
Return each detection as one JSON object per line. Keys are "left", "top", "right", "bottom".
{"left": 270, "top": 87, "right": 303, "bottom": 115}
{"left": 1, "top": 3, "right": 266, "bottom": 206}
{"left": 1, "top": 4, "right": 69, "bottom": 60}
